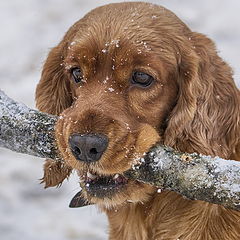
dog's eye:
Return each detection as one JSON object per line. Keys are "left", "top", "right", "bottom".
{"left": 131, "top": 71, "right": 154, "bottom": 87}
{"left": 71, "top": 67, "right": 83, "bottom": 83}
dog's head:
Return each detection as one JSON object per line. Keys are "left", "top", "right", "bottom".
{"left": 36, "top": 2, "right": 240, "bottom": 208}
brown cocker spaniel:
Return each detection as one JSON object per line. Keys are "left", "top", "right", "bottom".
{"left": 36, "top": 2, "right": 240, "bottom": 240}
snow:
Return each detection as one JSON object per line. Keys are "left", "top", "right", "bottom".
{"left": 214, "top": 157, "right": 240, "bottom": 200}
{"left": 0, "top": 90, "right": 58, "bottom": 159}
{"left": 145, "top": 146, "right": 240, "bottom": 210}
{"left": 108, "top": 87, "right": 115, "bottom": 92}
{"left": 0, "top": 1, "right": 239, "bottom": 239}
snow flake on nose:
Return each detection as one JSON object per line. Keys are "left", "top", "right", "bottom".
{"left": 142, "top": 41, "right": 151, "bottom": 51}
{"left": 108, "top": 87, "right": 115, "bottom": 92}
{"left": 104, "top": 85, "right": 120, "bottom": 94}
{"left": 125, "top": 123, "right": 131, "bottom": 131}
{"left": 104, "top": 86, "right": 116, "bottom": 93}
{"left": 103, "top": 76, "right": 109, "bottom": 84}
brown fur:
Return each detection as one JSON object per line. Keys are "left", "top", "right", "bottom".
{"left": 35, "top": 2, "right": 240, "bottom": 239}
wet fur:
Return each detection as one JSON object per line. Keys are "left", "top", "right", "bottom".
{"left": 36, "top": 2, "right": 240, "bottom": 239}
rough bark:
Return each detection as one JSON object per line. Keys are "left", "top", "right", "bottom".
{"left": 0, "top": 90, "right": 239, "bottom": 211}
{"left": 124, "top": 145, "right": 240, "bottom": 211}
{"left": 0, "top": 90, "right": 61, "bottom": 160}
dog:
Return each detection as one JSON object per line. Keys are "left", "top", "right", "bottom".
{"left": 36, "top": 2, "right": 240, "bottom": 239}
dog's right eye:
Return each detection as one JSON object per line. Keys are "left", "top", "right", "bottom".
{"left": 71, "top": 67, "right": 83, "bottom": 83}
{"left": 131, "top": 71, "right": 154, "bottom": 87}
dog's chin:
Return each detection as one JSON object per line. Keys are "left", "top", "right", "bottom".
{"left": 77, "top": 170, "right": 155, "bottom": 209}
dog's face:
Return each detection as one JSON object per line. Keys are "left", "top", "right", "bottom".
{"left": 37, "top": 2, "right": 202, "bottom": 208}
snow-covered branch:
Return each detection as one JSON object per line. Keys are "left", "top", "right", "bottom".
{"left": 0, "top": 90, "right": 61, "bottom": 160}
{"left": 125, "top": 145, "right": 240, "bottom": 211}
{"left": 0, "top": 90, "right": 239, "bottom": 211}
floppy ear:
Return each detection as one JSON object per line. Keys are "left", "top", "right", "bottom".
{"left": 36, "top": 44, "right": 72, "bottom": 115}
{"left": 164, "top": 39, "right": 201, "bottom": 150}
{"left": 36, "top": 42, "right": 73, "bottom": 188}
{"left": 164, "top": 32, "right": 240, "bottom": 159}
{"left": 40, "top": 159, "right": 72, "bottom": 188}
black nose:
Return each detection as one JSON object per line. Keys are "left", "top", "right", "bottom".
{"left": 69, "top": 134, "right": 108, "bottom": 163}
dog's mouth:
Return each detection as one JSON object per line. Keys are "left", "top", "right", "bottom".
{"left": 83, "top": 171, "right": 129, "bottom": 198}
{"left": 69, "top": 170, "right": 129, "bottom": 207}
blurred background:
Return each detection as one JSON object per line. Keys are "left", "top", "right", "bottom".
{"left": 0, "top": 0, "right": 239, "bottom": 239}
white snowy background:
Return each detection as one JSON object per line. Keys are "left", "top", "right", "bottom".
{"left": 0, "top": 0, "right": 239, "bottom": 239}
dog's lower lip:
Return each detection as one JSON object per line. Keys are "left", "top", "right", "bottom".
{"left": 82, "top": 172, "right": 128, "bottom": 198}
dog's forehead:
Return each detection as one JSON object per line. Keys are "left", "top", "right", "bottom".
{"left": 70, "top": 19, "right": 155, "bottom": 56}
{"left": 65, "top": 2, "right": 189, "bottom": 64}
{"left": 63, "top": 2, "right": 190, "bottom": 78}
{"left": 66, "top": 27, "right": 156, "bottom": 72}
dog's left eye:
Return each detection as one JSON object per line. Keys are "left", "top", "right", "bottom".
{"left": 131, "top": 71, "right": 154, "bottom": 87}
{"left": 71, "top": 67, "right": 83, "bottom": 83}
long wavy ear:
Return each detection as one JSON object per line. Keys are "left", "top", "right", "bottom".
{"left": 36, "top": 44, "right": 72, "bottom": 115}
{"left": 40, "top": 159, "right": 72, "bottom": 188}
{"left": 164, "top": 38, "right": 201, "bottom": 150}
{"left": 36, "top": 41, "right": 73, "bottom": 188}
{"left": 164, "top": 32, "right": 240, "bottom": 159}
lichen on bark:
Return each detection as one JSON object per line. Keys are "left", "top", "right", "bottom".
{"left": 0, "top": 90, "right": 60, "bottom": 160}
{"left": 125, "top": 145, "right": 240, "bottom": 211}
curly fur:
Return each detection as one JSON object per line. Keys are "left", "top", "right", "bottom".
{"left": 36, "top": 2, "right": 240, "bottom": 239}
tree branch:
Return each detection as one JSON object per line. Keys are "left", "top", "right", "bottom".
{"left": 0, "top": 90, "right": 61, "bottom": 160}
{"left": 124, "top": 145, "right": 240, "bottom": 211}
{"left": 0, "top": 90, "right": 239, "bottom": 211}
